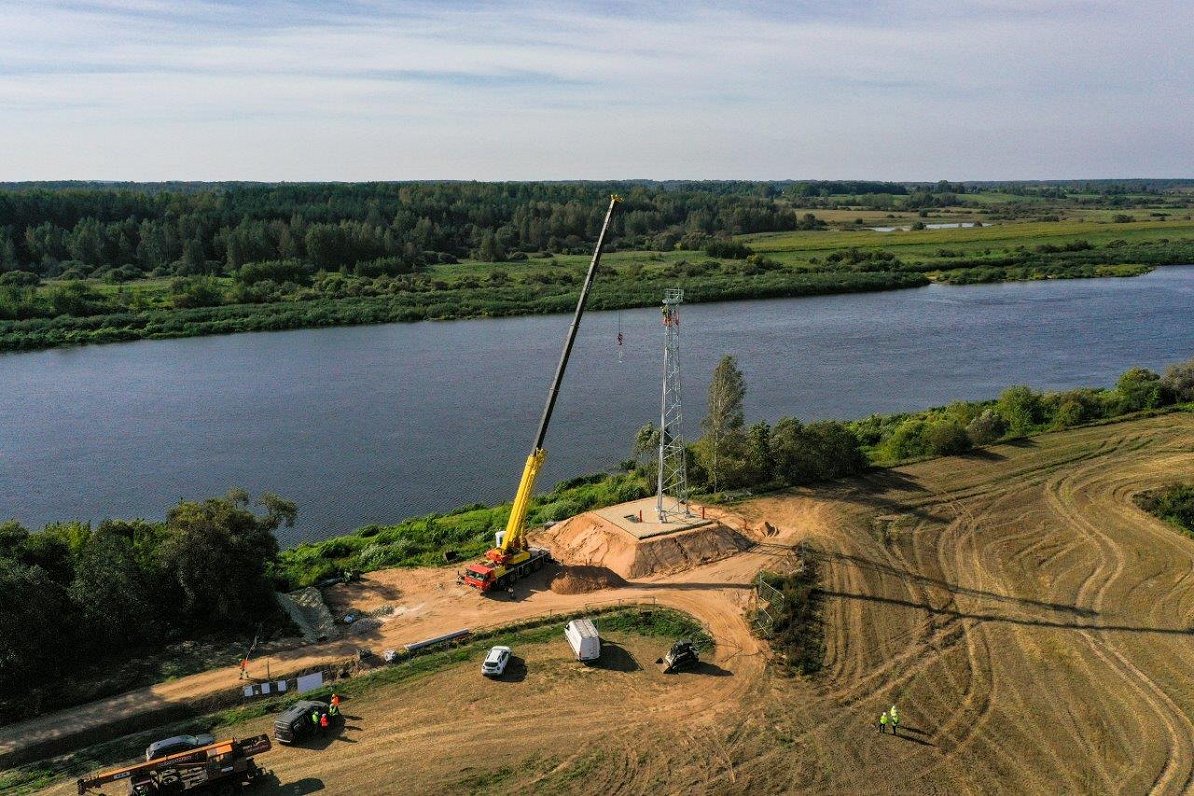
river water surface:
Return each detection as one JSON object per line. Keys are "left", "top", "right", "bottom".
{"left": 2, "top": 266, "right": 1192, "bottom": 545}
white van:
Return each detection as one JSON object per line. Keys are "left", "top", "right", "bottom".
{"left": 564, "top": 618, "right": 601, "bottom": 662}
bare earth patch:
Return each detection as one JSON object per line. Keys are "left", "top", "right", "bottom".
{"left": 548, "top": 565, "right": 628, "bottom": 594}
{"left": 534, "top": 505, "right": 758, "bottom": 579}
{"left": 17, "top": 415, "right": 1194, "bottom": 795}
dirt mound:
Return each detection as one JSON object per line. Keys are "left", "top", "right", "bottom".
{"left": 536, "top": 509, "right": 757, "bottom": 580}
{"left": 627, "top": 525, "right": 755, "bottom": 577}
{"left": 549, "top": 565, "right": 628, "bottom": 594}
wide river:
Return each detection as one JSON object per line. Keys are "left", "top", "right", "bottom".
{"left": 3, "top": 266, "right": 1193, "bottom": 546}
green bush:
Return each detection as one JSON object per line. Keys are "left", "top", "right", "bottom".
{"left": 705, "top": 239, "right": 753, "bottom": 259}
{"left": 1162, "top": 357, "right": 1194, "bottom": 402}
{"left": 170, "top": 276, "right": 224, "bottom": 309}
{"left": 925, "top": 419, "right": 972, "bottom": 455}
{"left": 878, "top": 418, "right": 931, "bottom": 461}
{"left": 1135, "top": 484, "right": 1194, "bottom": 534}
{"left": 1116, "top": 367, "right": 1164, "bottom": 411}
{"left": 997, "top": 385, "right": 1044, "bottom": 437}
{"left": 0, "top": 270, "right": 41, "bottom": 287}
{"left": 530, "top": 500, "right": 584, "bottom": 524}
{"left": 757, "top": 558, "right": 823, "bottom": 675}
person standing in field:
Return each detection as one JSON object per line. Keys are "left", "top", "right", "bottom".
{"left": 890, "top": 704, "right": 900, "bottom": 735}
{"left": 878, "top": 711, "right": 889, "bottom": 733}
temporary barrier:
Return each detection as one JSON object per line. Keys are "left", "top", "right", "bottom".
{"left": 404, "top": 629, "right": 471, "bottom": 652}
{"left": 296, "top": 672, "right": 324, "bottom": 694}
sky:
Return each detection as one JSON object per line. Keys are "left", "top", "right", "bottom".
{"left": 0, "top": 0, "right": 1191, "bottom": 182}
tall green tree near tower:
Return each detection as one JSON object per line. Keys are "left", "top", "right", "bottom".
{"left": 700, "top": 355, "right": 747, "bottom": 491}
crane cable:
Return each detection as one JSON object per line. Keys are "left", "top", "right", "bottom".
{"left": 616, "top": 310, "right": 624, "bottom": 363}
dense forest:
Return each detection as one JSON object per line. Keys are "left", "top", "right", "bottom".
{"left": 0, "top": 181, "right": 806, "bottom": 281}
{"left": 3, "top": 179, "right": 1190, "bottom": 281}
{"left": 1, "top": 180, "right": 1192, "bottom": 351}
{"left": 0, "top": 491, "right": 295, "bottom": 710}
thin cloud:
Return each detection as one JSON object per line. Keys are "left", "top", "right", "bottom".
{"left": 0, "top": 1, "right": 1189, "bottom": 180}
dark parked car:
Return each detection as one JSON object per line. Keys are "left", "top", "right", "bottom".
{"left": 145, "top": 733, "right": 215, "bottom": 761}
{"left": 274, "top": 700, "right": 331, "bottom": 744}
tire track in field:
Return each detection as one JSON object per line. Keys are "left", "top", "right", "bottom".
{"left": 1038, "top": 433, "right": 1194, "bottom": 793}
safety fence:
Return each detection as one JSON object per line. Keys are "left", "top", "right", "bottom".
{"left": 241, "top": 671, "right": 326, "bottom": 700}
{"left": 752, "top": 540, "right": 814, "bottom": 633}
{"left": 753, "top": 572, "right": 786, "bottom": 632}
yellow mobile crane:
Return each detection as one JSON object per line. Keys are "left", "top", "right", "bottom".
{"left": 462, "top": 195, "right": 621, "bottom": 592}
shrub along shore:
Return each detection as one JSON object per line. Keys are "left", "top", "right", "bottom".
{"left": 0, "top": 269, "right": 928, "bottom": 352}
{"left": 3, "top": 357, "right": 1192, "bottom": 712}
{"left": 275, "top": 357, "right": 1194, "bottom": 587}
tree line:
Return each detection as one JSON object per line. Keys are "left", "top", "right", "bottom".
{"left": 854, "top": 358, "right": 1194, "bottom": 462}
{"left": 4, "top": 179, "right": 1189, "bottom": 285}
{"left": 631, "top": 355, "right": 869, "bottom": 495}
{"left": 635, "top": 353, "right": 1194, "bottom": 493}
{"left": 0, "top": 490, "right": 295, "bottom": 706}
{"left": 0, "top": 182, "right": 807, "bottom": 281}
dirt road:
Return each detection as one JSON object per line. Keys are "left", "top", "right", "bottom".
{"left": 1, "top": 505, "right": 785, "bottom": 766}
{"left": 23, "top": 413, "right": 1194, "bottom": 793}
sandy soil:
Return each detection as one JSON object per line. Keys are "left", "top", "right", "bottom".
{"left": 20, "top": 413, "right": 1194, "bottom": 794}
{"left": 548, "top": 565, "right": 628, "bottom": 594}
{"left": 536, "top": 504, "right": 758, "bottom": 579}
{"left": 2, "top": 504, "right": 776, "bottom": 769}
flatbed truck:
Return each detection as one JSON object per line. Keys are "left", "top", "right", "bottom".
{"left": 77, "top": 735, "right": 271, "bottom": 795}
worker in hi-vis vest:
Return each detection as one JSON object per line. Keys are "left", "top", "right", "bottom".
{"left": 878, "top": 711, "right": 889, "bottom": 733}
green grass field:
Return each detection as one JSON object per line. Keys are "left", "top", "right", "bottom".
{"left": 743, "top": 218, "right": 1194, "bottom": 256}
{"left": 3, "top": 213, "right": 1193, "bottom": 353}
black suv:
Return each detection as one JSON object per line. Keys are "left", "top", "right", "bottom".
{"left": 274, "top": 700, "right": 331, "bottom": 744}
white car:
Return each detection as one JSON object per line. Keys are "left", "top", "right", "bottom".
{"left": 482, "top": 645, "right": 512, "bottom": 677}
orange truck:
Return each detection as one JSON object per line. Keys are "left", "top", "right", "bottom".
{"left": 461, "top": 544, "right": 552, "bottom": 591}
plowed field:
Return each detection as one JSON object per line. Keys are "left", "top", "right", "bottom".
{"left": 30, "top": 413, "right": 1194, "bottom": 794}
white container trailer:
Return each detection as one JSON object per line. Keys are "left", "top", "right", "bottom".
{"left": 564, "top": 618, "right": 601, "bottom": 662}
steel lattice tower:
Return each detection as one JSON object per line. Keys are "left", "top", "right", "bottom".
{"left": 656, "top": 288, "right": 690, "bottom": 521}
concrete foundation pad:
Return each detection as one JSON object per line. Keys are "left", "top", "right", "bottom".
{"left": 592, "top": 496, "right": 714, "bottom": 540}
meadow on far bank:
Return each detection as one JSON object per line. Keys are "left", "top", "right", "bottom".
{"left": 2, "top": 180, "right": 1192, "bottom": 351}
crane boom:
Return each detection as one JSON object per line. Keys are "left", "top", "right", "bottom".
{"left": 490, "top": 195, "right": 621, "bottom": 562}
